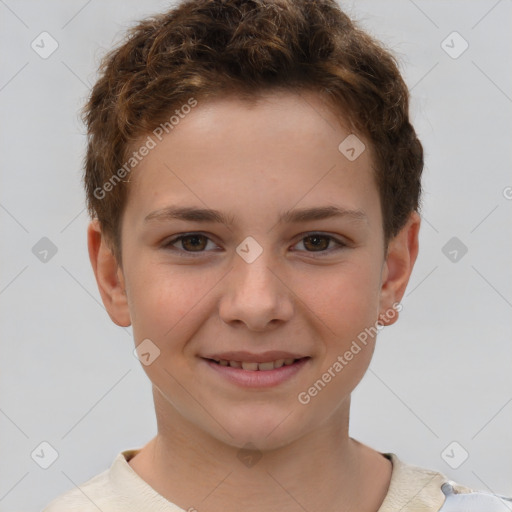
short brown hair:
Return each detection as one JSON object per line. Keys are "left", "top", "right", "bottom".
{"left": 82, "top": 0, "right": 423, "bottom": 265}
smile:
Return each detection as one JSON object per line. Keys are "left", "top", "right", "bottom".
{"left": 201, "top": 357, "right": 311, "bottom": 388}
{"left": 208, "top": 358, "right": 304, "bottom": 371}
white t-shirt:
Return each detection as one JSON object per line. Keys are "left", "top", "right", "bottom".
{"left": 42, "top": 449, "right": 509, "bottom": 512}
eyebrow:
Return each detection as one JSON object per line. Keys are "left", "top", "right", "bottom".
{"left": 144, "top": 205, "right": 368, "bottom": 225}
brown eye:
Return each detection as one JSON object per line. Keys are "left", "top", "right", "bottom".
{"left": 179, "top": 234, "right": 208, "bottom": 251}
{"left": 302, "top": 234, "right": 330, "bottom": 251}
{"left": 293, "top": 233, "right": 346, "bottom": 254}
{"left": 164, "top": 233, "right": 215, "bottom": 254}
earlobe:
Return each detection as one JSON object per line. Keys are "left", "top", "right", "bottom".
{"left": 87, "top": 220, "right": 131, "bottom": 327}
{"left": 378, "top": 212, "right": 421, "bottom": 326}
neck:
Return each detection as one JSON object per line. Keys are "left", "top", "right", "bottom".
{"left": 128, "top": 388, "right": 391, "bottom": 512}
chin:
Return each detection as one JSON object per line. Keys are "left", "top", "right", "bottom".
{"left": 210, "top": 407, "right": 310, "bottom": 452}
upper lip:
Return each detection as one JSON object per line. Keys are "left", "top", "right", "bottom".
{"left": 202, "top": 351, "right": 309, "bottom": 363}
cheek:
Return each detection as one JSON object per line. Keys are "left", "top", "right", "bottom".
{"left": 293, "top": 258, "right": 382, "bottom": 337}
{"left": 127, "top": 263, "right": 217, "bottom": 343}
{"left": 126, "top": 246, "right": 383, "bottom": 344}
{"left": 293, "top": 262, "right": 381, "bottom": 411}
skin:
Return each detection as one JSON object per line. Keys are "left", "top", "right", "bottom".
{"left": 88, "top": 90, "right": 420, "bottom": 512}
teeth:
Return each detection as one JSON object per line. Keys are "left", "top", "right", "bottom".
{"left": 214, "top": 358, "right": 302, "bottom": 370}
{"left": 241, "top": 361, "right": 259, "bottom": 371}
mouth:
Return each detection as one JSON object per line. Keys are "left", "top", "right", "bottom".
{"left": 200, "top": 355, "right": 311, "bottom": 388}
{"left": 205, "top": 357, "right": 308, "bottom": 371}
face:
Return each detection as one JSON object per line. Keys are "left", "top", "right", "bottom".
{"left": 91, "top": 90, "right": 418, "bottom": 450}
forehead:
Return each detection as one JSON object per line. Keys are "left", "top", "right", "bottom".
{"left": 124, "top": 90, "right": 379, "bottom": 228}
{"left": 153, "top": 90, "right": 362, "bottom": 157}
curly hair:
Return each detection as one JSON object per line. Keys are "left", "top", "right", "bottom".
{"left": 82, "top": 0, "right": 423, "bottom": 265}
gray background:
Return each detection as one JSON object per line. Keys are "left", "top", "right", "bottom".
{"left": 0, "top": 1, "right": 511, "bottom": 510}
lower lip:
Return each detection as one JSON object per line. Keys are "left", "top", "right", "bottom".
{"left": 202, "top": 358, "right": 310, "bottom": 388}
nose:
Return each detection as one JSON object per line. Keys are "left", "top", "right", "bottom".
{"left": 218, "top": 250, "right": 294, "bottom": 331}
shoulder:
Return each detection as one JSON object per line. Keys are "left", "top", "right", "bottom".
{"left": 438, "top": 481, "right": 512, "bottom": 512}
{"left": 379, "top": 453, "right": 512, "bottom": 512}
{"left": 42, "top": 468, "right": 120, "bottom": 512}
{"left": 41, "top": 450, "right": 141, "bottom": 512}
{"left": 42, "top": 448, "right": 188, "bottom": 511}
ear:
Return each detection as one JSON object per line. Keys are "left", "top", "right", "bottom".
{"left": 378, "top": 211, "right": 420, "bottom": 326}
{"left": 87, "top": 219, "right": 131, "bottom": 327}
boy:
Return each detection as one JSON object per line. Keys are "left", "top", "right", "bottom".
{"left": 44, "top": 0, "right": 510, "bottom": 510}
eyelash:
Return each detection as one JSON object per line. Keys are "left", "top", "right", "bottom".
{"left": 161, "top": 232, "right": 347, "bottom": 257}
